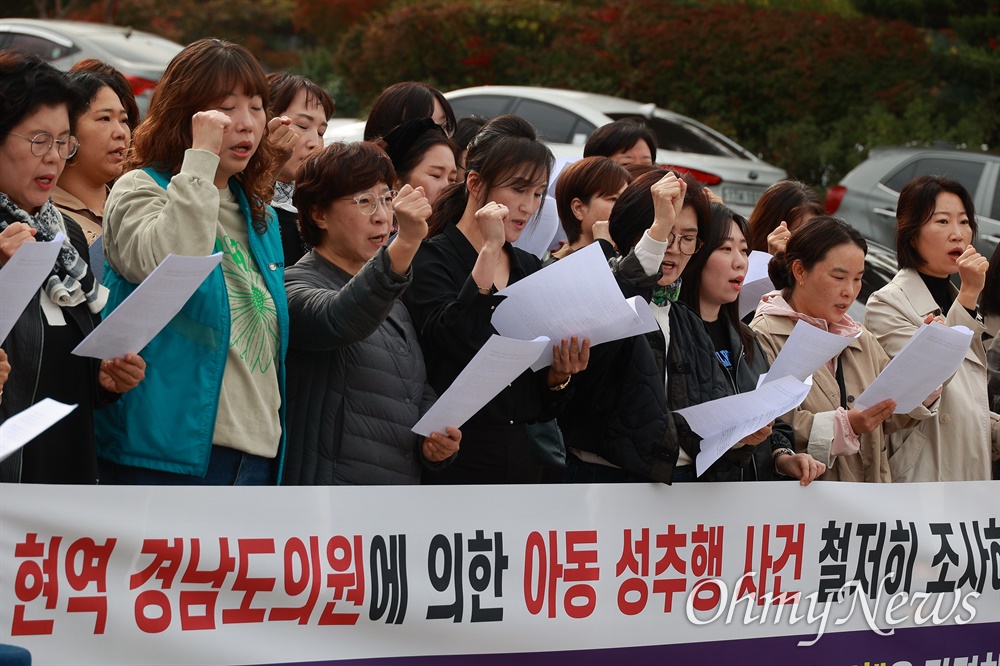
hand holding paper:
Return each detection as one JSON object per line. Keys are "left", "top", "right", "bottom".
{"left": 72, "top": 253, "right": 222, "bottom": 360}
{"left": 0, "top": 232, "right": 65, "bottom": 344}
{"left": 856, "top": 322, "right": 973, "bottom": 413}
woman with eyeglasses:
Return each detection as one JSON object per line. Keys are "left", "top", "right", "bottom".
{"left": 597, "top": 169, "right": 774, "bottom": 482}
{"left": 403, "top": 115, "right": 590, "bottom": 484}
{"left": 0, "top": 51, "right": 145, "bottom": 484}
{"left": 282, "top": 141, "right": 461, "bottom": 485}
{"left": 97, "top": 39, "right": 288, "bottom": 486}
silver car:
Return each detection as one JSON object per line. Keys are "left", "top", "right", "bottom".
{"left": 826, "top": 146, "right": 1000, "bottom": 260}
{"left": 0, "top": 18, "right": 184, "bottom": 118}
{"left": 326, "top": 85, "right": 787, "bottom": 217}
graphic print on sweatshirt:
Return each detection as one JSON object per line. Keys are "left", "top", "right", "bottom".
{"left": 217, "top": 235, "right": 278, "bottom": 373}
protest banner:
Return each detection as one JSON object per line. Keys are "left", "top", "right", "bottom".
{"left": 1, "top": 481, "right": 998, "bottom": 665}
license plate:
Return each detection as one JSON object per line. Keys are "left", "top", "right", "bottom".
{"left": 722, "top": 186, "right": 762, "bottom": 206}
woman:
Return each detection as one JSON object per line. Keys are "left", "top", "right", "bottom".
{"left": 679, "top": 202, "right": 824, "bottom": 484}
{"left": 865, "top": 176, "right": 998, "bottom": 482}
{"left": 267, "top": 72, "right": 335, "bottom": 267}
{"left": 550, "top": 156, "right": 629, "bottom": 260}
{"left": 381, "top": 117, "right": 459, "bottom": 207}
{"left": 403, "top": 115, "right": 589, "bottom": 484}
{"left": 98, "top": 39, "right": 289, "bottom": 485}
{"left": 752, "top": 217, "right": 936, "bottom": 483}
{"left": 0, "top": 52, "right": 144, "bottom": 484}
{"left": 51, "top": 60, "right": 138, "bottom": 246}
{"left": 746, "top": 179, "right": 824, "bottom": 255}
{"left": 282, "top": 141, "right": 460, "bottom": 484}
{"left": 363, "top": 81, "right": 456, "bottom": 141}
{"left": 982, "top": 241, "right": 1000, "bottom": 339}
{"left": 605, "top": 171, "right": 774, "bottom": 482}
{"left": 453, "top": 116, "right": 487, "bottom": 183}
{"left": 583, "top": 117, "right": 657, "bottom": 167}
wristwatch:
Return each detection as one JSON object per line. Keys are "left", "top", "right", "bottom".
{"left": 772, "top": 447, "right": 795, "bottom": 474}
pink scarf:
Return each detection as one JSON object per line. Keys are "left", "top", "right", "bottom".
{"left": 755, "top": 290, "right": 863, "bottom": 373}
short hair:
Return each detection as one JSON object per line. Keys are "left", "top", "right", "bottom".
{"left": 554, "top": 156, "right": 630, "bottom": 244}
{"left": 584, "top": 117, "right": 657, "bottom": 163}
{"left": 0, "top": 51, "right": 77, "bottom": 140}
{"left": 363, "top": 81, "right": 456, "bottom": 141}
{"left": 68, "top": 58, "right": 139, "bottom": 132}
{"left": 895, "top": 175, "right": 978, "bottom": 270}
{"left": 293, "top": 141, "right": 396, "bottom": 248}
{"left": 428, "top": 114, "right": 553, "bottom": 237}
{"left": 128, "top": 39, "right": 276, "bottom": 234}
{"left": 768, "top": 216, "right": 867, "bottom": 295}
{"left": 266, "top": 71, "right": 335, "bottom": 122}
{"left": 746, "top": 179, "right": 823, "bottom": 253}
{"left": 609, "top": 169, "right": 709, "bottom": 255}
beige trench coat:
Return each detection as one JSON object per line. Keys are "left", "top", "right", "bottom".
{"left": 750, "top": 313, "right": 929, "bottom": 483}
{"left": 865, "top": 268, "right": 1000, "bottom": 482}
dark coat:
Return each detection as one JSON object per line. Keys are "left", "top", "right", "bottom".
{"left": 0, "top": 215, "right": 112, "bottom": 483}
{"left": 282, "top": 247, "right": 446, "bottom": 485}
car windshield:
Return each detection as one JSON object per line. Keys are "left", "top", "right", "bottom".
{"left": 85, "top": 32, "right": 183, "bottom": 65}
{"left": 608, "top": 113, "right": 745, "bottom": 159}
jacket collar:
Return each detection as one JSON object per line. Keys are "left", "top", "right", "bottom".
{"left": 891, "top": 268, "right": 956, "bottom": 317}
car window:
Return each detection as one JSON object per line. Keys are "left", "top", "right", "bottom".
{"left": 882, "top": 157, "right": 985, "bottom": 195}
{"left": 609, "top": 113, "right": 741, "bottom": 158}
{"left": 7, "top": 33, "right": 78, "bottom": 61}
{"left": 85, "top": 32, "right": 183, "bottom": 65}
{"left": 448, "top": 95, "right": 512, "bottom": 121}
{"left": 512, "top": 99, "right": 591, "bottom": 144}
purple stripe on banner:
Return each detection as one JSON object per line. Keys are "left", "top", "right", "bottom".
{"left": 264, "top": 622, "right": 1000, "bottom": 666}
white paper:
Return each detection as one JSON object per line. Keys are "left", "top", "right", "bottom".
{"left": 762, "top": 319, "right": 860, "bottom": 385}
{"left": 739, "top": 251, "right": 774, "bottom": 320}
{"left": 411, "top": 335, "right": 552, "bottom": 438}
{"left": 0, "top": 233, "right": 65, "bottom": 344}
{"left": 0, "top": 398, "right": 77, "bottom": 461}
{"left": 492, "top": 243, "right": 658, "bottom": 370}
{"left": 72, "top": 253, "right": 222, "bottom": 359}
{"left": 675, "top": 375, "right": 813, "bottom": 477}
{"left": 856, "top": 322, "right": 973, "bottom": 413}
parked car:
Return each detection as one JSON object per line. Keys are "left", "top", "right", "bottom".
{"left": 325, "top": 85, "right": 787, "bottom": 217}
{"left": 0, "top": 18, "right": 184, "bottom": 118}
{"left": 827, "top": 146, "right": 1000, "bottom": 261}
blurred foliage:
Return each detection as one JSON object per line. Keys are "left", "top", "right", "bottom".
{"left": 334, "top": 0, "right": 995, "bottom": 185}
{"left": 5, "top": 0, "right": 996, "bottom": 187}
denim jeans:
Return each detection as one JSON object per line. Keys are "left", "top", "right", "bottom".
{"left": 99, "top": 445, "right": 276, "bottom": 486}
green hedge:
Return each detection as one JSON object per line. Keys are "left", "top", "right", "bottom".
{"left": 334, "top": 0, "right": 993, "bottom": 185}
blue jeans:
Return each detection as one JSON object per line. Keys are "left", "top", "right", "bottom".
{"left": 99, "top": 445, "right": 276, "bottom": 486}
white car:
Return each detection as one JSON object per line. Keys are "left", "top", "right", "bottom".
{"left": 0, "top": 19, "right": 184, "bottom": 119}
{"left": 325, "top": 85, "right": 787, "bottom": 216}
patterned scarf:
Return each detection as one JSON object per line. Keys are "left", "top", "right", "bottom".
{"left": 651, "top": 278, "right": 683, "bottom": 307}
{"left": 272, "top": 180, "right": 296, "bottom": 213}
{"left": 0, "top": 193, "right": 106, "bottom": 313}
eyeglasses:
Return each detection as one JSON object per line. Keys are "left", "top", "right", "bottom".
{"left": 667, "top": 232, "right": 702, "bottom": 255}
{"left": 7, "top": 132, "right": 80, "bottom": 160}
{"left": 343, "top": 190, "right": 398, "bottom": 216}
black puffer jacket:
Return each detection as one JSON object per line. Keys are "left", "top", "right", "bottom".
{"left": 282, "top": 247, "right": 448, "bottom": 485}
{"left": 557, "top": 243, "right": 698, "bottom": 483}
{"left": 655, "top": 302, "right": 792, "bottom": 481}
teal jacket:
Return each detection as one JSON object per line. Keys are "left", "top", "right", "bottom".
{"left": 95, "top": 168, "right": 289, "bottom": 479}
